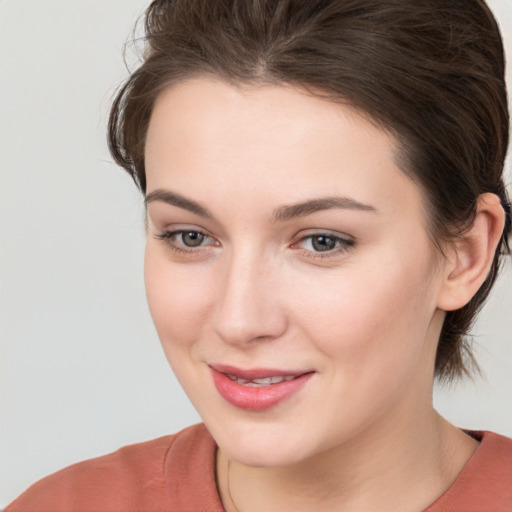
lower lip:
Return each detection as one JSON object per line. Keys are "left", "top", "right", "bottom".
{"left": 211, "top": 369, "right": 313, "bottom": 411}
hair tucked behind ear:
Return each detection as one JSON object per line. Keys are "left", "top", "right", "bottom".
{"left": 108, "top": 0, "right": 511, "bottom": 382}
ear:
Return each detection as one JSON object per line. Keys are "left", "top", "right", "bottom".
{"left": 437, "top": 193, "right": 506, "bottom": 312}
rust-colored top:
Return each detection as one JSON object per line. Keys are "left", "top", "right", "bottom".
{"left": 6, "top": 424, "right": 512, "bottom": 511}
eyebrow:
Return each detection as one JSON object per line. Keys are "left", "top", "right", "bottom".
{"left": 145, "top": 188, "right": 378, "bottom": 221}
{"left": 145, "top": 189, "right": 213, "bottom": 218}
{"left": 271, "top": 196, "right": 378, "bottom": 222}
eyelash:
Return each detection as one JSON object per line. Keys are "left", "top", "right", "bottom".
{"left": 154, "top": 230, "right": 355, "bottom": 259}
{"left": 294, "top": 233, "right": 355, "bottom": 259}
{"left": 154, "top": 230, "right": 215, "bottom": 255}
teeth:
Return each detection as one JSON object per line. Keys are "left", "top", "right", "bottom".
{"left": 225, "top": 374, "right": 297, "bottom": 387}
{"left": 252, "top": 377, "right": 278, "bottom": 385}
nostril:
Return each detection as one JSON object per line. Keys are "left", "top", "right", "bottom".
{"left": 212, "top": 305, "right": 288, "bottom": 346}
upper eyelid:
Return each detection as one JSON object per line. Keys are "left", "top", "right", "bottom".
{"left": 157, "top": 226, "right": 212, "bottom": 237}
{"left": 155, "top": 228, "right": 353, "bottom": 240}
{"left": 154, "top": 227, "right": 355, "bottom": 251}
{"left": 156, "top": 229, "right": 219, "bottom": 249}
{"left": 294, "top": 229, "right": 354, "bottom": 242}
{"left": 294, "top": 233, "right": 354, "bottom": 248}
{"left": 159, "top": 228, "right": 213, "bottom": 239}
{"left": 149, "top": 215, "right": 222, "bottom": 235}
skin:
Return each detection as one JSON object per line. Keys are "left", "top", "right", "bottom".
{"left": 143, "top": 78, "right": 504, "bottom": 511}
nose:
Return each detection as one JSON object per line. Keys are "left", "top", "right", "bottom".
{"left": 212, "top": 251, "right": 288, "bottom": 347}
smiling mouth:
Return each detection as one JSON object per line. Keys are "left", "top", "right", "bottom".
{"left": 210, "top": 365, "right": 314, "bottom": 411}
{"left": 224, "top": 374, "right": 298, "bottom": 387}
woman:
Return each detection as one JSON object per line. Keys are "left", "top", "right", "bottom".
{"left": 7, "top": 0, "right": 512, "bottom": 510}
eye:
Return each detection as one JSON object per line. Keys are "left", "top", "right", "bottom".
{"left": 177, "top": 231, "right": 207, "bottom": 247}
{"left": 306, "top": 235, "right": 339, "bottom": 252}
{"left": 294, "top": 232, "right": 354, "bottom": 258}
{"left": 154, "top": 229, "right": 217, "bottom": 253}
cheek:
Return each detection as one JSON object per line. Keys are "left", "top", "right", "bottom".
{"left": 284, "top": 252, "right": 440, "bottom": 441}
{"left": 287, "top": 248, "right": 439, "bottom": 375}
{"left": 144, "top": 244, "right": 213, "bottom": 354}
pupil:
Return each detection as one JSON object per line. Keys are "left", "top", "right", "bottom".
{"left": 182, "top": 232, "right": 204, "bottom": 247}
{"left": 312, "top": 236, "right": 335, "bottom": 252}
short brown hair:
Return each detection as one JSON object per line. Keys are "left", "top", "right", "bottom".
{"left": 108, "top": 0, "right": 511, "bottom": 381}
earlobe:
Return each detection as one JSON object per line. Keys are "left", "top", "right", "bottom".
{"left": 437, "top": 193, "right": 506, "bottom": 312}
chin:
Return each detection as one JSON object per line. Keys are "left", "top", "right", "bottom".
{"left": 205, "top": 416, "right": 319, "bottom": 468}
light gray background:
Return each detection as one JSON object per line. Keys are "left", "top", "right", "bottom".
{"left": 1, "top": 0, "right": 511, "bottom": 506}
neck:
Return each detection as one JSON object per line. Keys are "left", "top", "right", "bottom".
{"left": 217, "top": 404, "right": 478, "bottom": 512}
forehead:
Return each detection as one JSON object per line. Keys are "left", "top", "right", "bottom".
{"left": 144, "top": 78, "right": 424, "bottom": 223}
{"left": 146, "top": 78, "right": 390, "bottom": 162}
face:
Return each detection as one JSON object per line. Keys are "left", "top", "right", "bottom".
{"left": 144, "top": 78, "right": 447, "bottom": 467}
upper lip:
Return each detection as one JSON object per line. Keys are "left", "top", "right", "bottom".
{"left": 209, "top": 364, "right": 313, "bottom": 380}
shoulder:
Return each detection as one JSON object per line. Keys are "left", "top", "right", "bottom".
{"left": 425, "top": 431, "right": 512, "bottom": 511}
{"left": 6, "top": 423, "right": 220, "bottom": 512}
